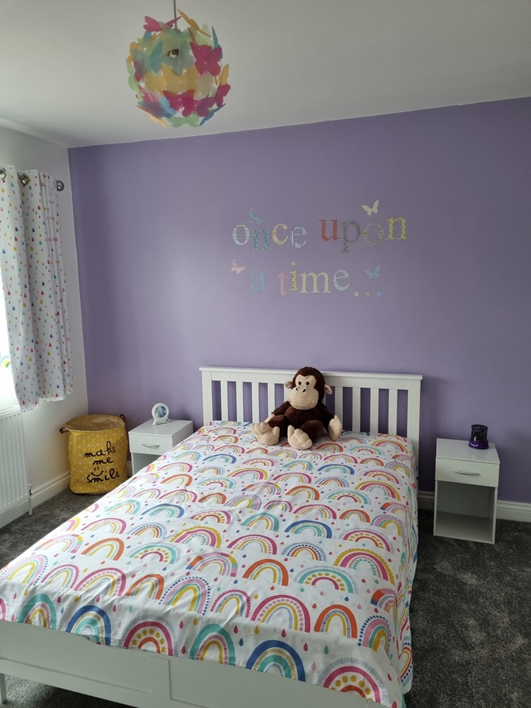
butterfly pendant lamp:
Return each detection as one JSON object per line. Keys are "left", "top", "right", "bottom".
{"left": 126, "top": 4, "right": 230, "bottom": 128}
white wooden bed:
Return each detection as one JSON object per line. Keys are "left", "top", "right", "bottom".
{"left": 0, "top": 366, "right": 422, "bottom": 708}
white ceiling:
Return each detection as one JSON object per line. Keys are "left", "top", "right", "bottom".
{"left": 1, "top": 0, "right": 531, "bottom": 148}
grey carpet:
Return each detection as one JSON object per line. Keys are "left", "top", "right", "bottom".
{"left": 1, "top": 490, "right": 530, "bottom": 708}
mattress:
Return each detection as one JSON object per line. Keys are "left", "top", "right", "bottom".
{"left": 0, "top": 422, "right": 418, "bottom": 708}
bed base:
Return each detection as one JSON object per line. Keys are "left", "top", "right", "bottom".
{"left": 0, "top": 622, "right": 377, "bottom": 708}
{"left": 1, "top": 367, "right": 422, "bottom": 708}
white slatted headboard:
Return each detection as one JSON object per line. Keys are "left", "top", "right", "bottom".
{"left": 200, "top": 367, "right": 422, "bottom": 459}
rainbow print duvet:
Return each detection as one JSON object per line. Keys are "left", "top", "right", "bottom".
{"left": 0, "top": 423, "right": 417, "bottom": 708}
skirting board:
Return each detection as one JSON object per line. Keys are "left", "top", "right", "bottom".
{"left": 1, "top": 463, "right": 133, "bottom": 530}
{"left": 418, "top": 491, "right": 531, "bottom": 523}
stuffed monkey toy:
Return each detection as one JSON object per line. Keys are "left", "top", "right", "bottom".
{"left": 251, "top": 366, "right": 342, "bottom": 450}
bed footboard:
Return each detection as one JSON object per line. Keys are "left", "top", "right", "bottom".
{"left": 0, "top": 621, "right": 381, "bottom": 708}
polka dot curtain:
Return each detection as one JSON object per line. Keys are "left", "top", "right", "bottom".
{"left": 0, "top": 166, "right": 72, "bottom": 411}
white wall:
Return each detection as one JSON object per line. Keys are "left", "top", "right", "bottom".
{"left": 0, "top": 126, "right": 88, "bottom": 501}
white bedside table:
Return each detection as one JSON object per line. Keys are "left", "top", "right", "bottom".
{"left": 129, "top": 419, "right": 193, "bottom": 475}
{"left": 433, "top": 438, "right": 500, "bottom": 544}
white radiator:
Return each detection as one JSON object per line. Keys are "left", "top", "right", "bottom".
{"left": 0, "top": 406, "right": 29, "bottom": 528}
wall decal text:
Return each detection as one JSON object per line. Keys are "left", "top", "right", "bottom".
{"left": 231, "top": 206, "right": 407, "bottom": 296}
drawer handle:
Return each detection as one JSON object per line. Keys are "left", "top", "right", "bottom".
{"left": 453, "top": 469, "right": 480, "bottom": 476}
{"left": 142, "top": 443, "right": 160, "bottom": 449}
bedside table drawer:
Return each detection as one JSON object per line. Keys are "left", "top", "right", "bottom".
{"left": 436, "top": 458, "right": 499, "bottom": 487}
{"left": 129, "top": 433, "right": 173, "bottom": 455}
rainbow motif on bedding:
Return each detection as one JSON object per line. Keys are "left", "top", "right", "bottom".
{"left": 162, "top": 577, "right": 210, "bottom": 612}
{"left": 314, "top": 604, "right": 358, "bottom": 637}
{"left": 41, "top": 564, "right": 80, "bottom": 589}
{"left": 189, "top": 624, "right": 236, "bottom": 664}
{"left": 170, "top": 526, "right": 222, "bottom": 547}
{"left": 36, "top": 534, "right": 83, "bottom": 554}
{"left": 161, "top": 472, "right": 194, "bottom": 487}
{"left": 65, "top": 605, "right": 112, "bottom": 644}
{"left": 335, "top": 548, "right": 395, "bottom": 584}
{"left": 296, "top": 567, "right": 358, "bottom": 594}
{"left": 130, "top": 543, "right": 181, "bottom": 563}
{"left": 127, "top": 573, "right": 165, "bottom": 600}
{"left": 318, "top": 463, "right": 356, "bottom": 476}
{"left": 141, "top": 502, "right": 184, "bottom": 518}
{"left": 74, "top": 567, "right": 127, "bottom": 597}
{"left": 274, "top": 471, "right": 312, "bottom": 483}
{"left": 130, "top": 522, "right": 167, "bottom": 538}
{"left": 229, "top": 467, "right": 268, "bottom": 481}
{"left": 250, "top": 595, "right": 311, "bottom": 632}
{"left": 294, "top": 503, "right": 337, "bottom": 518}
{"left": 246, "top": 640, "right": 305, "bottom": 680}
{"left": 0, "top": 424, "right": 417, "bottom": 708}
{"left": 210, "top": 589, "right": 251, "bottom": 617}
{"left": 242, "top": 511, "right": 279, "bottom": 530}
{"left": 317, "top": 659, "right": 388, "bottom": 703}
{"left": 82, "top": 538, "right": 125, "bottom": 560}
{"left": 243, "top": 559, "right": 289, "bottom": 586}
{"left": 285, "top": 519, "right": 333, "bottom": 538}
{"left": 228, "top": 534, "right": 278, "bottom": 554}
{"left": 371, "top": 587, "right": 398, "bottom": 614}
{"left": 123, "top": 620, "right": 174, "bottom": 655}
{"left": 17, "top": 593, "right": 57, "bottom": 629}
{"left": 187, "top": 551, "right": 238, "bottom": 577}
{"left": 190, "top": 509, "right": 232, "bottom": 524}
{"left": 283, "top": 541, "right": 326, "bottom": 561}
{"left": 2, "top": 555, "right": 47, "bottom": 583}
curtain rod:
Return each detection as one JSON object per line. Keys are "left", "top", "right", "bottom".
{"left": 0, "top": 167, "right": 64, "bottom": 192}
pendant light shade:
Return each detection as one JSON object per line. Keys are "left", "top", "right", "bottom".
{"left": 127, "top": 9, "right": 230, "bottom": 128}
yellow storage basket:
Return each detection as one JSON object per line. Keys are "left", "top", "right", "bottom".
{"left": 60, "top": 415, "right": 128, "bottom": 494}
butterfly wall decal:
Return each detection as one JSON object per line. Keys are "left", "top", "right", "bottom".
{"left": 249, "top": 208, "right": 264, "bottom": 224}
{"left": 232, "top": 260, "right": 246, "bottom": 274}
{"left": 362, "top": 199, "right": 379, "bottom": 216}
{"left": 365, "top": 265, "right": 381, "bottom": 279}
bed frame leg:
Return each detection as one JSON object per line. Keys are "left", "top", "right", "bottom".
{"left": 0, "top": 673, "right": 6, "bottom": 704}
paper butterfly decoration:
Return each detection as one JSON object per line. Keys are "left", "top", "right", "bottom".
{"left": 365, "top": 265, "right": 381, "bottom": 279}
{"left": 126, "top": 9, "right": 230, "bottom": 128}
{"left": 232, "top": 260, "right": 246, "bottom": 274}
{"left": 362, "top": 200, "right": 379, "bottom": 216}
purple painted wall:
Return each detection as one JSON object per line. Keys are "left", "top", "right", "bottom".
{"left": 69, "top": 98, "right": 531, "bottom": 503}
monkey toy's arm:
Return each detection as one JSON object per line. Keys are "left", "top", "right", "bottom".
{"left": 318, "top": 403, "right": 342, "bottom": 442}
{"left": 267, "top": 401, "right": 291, "bottom": 421}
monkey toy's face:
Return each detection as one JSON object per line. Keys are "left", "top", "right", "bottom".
{"left": 288, "top": 373, "right": 320, "bottom": 410}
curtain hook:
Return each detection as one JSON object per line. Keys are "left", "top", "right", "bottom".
{"left": 18, "top": 173, "right": 31, "bottom": 187}
{"left": 0, "top": 168, "right": 6, "bottom": 180}
{"left": 56, "top": 180, "right": 65, "bottom": 192}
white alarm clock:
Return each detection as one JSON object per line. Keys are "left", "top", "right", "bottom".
{"left": 152, "top": 402, "right": 170, "bottom": 425}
